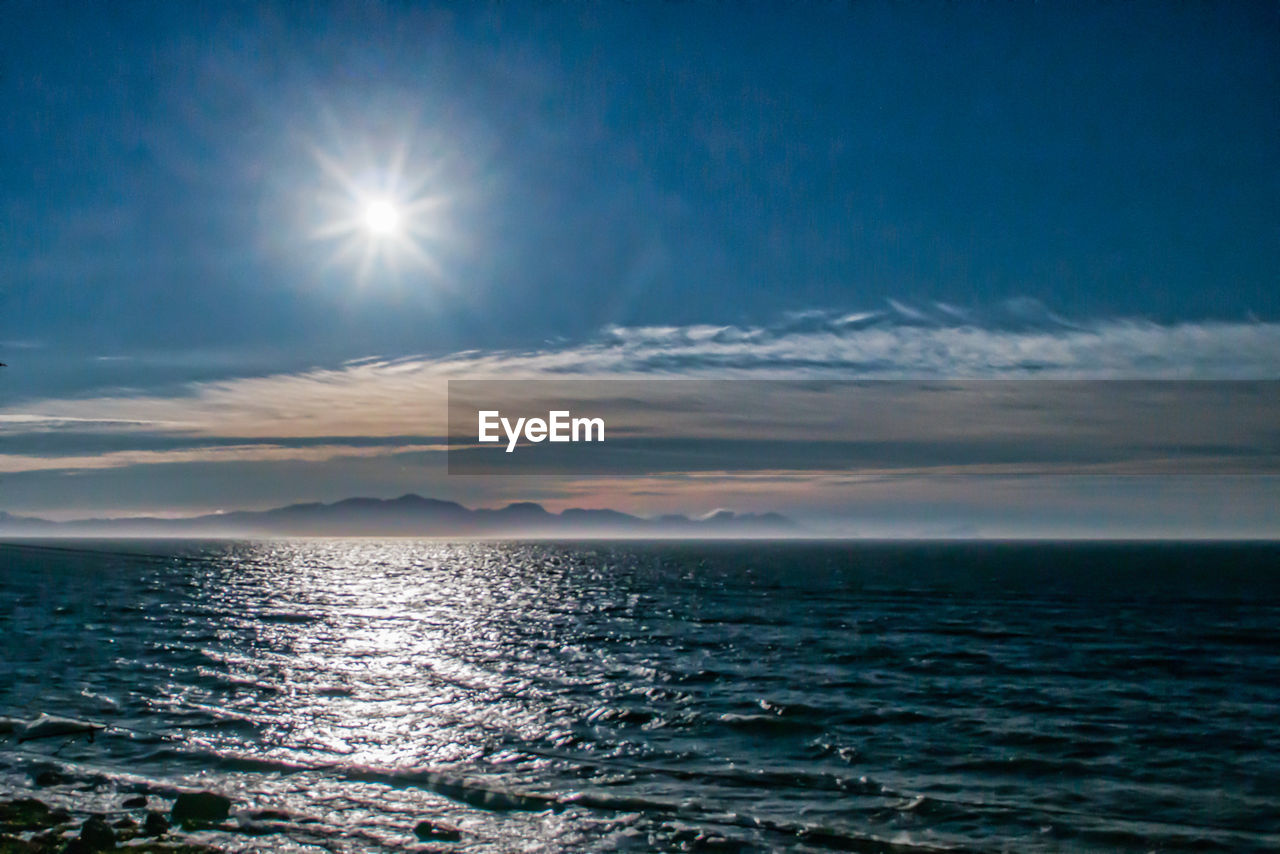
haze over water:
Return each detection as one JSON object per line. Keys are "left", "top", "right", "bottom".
{"left": 2, "top": 540, "right": 1278, "bottom": 852}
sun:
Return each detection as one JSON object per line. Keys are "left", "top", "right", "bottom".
{"left": 305, "top": 137, "right": 452, "bottom": 286}
{"left": 362, "top": 199, "right": 402, "bottom": 237}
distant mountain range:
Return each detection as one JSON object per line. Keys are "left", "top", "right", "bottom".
{"left": 0, "top": 494, "right": 800, "bottom": 538}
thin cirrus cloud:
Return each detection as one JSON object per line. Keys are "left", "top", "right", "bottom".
{"left": 0, "top": 442, "right": 450, "bottom": 474}
{"left": 0, "top": 306, "right": 1278, "bottom": 475}
{"left": 0, "top": 414, "right": 176, "bottom": 431}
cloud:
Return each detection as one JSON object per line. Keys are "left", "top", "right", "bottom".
{"left": 1, "top": 307, "right": 1277, "bottom": 474}
{"left": 0, "top": 442, "right": 447, "bottom": 474}
{"left": 0, "top": 415, "right": 177, "bottom": 432}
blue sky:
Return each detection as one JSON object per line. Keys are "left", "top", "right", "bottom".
{"left": 1, "top": 1, "right": 1277, "bottom": 532}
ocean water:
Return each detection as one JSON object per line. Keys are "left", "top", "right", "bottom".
{"left": 1, "top": 539, "right": 1278, "bottom": 852}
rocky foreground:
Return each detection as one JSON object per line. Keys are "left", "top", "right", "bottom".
{"left": 0, "top": 791, "right": 227, "bottom": 853}
{"left": 0, "top": 788, "right": 465, "bottom": 853}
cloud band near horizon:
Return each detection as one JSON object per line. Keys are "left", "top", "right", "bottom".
{"left": 1, "top": 309, "right": 1279, "bottom": 477}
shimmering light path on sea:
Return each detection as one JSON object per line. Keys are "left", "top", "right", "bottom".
{"left": 2, "top": 540, "right": 1278, "bottom": 852}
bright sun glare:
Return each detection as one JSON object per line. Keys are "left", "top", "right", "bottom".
{"left": 308, "top": 138, "right": 450, "bottom": 284}
{"left": 362, "top": 199, "right": 401, "bottom": 236}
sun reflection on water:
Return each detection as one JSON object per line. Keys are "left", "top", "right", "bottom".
{"left": 200, "top": 542, "right": 506, "bottom": 770}
{"left": 7, "top": 539, "right": 1267, "bottom": 851}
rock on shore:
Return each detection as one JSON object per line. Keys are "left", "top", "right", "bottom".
{"left": 0, "top": 795, "right": 222, "bottom": 853}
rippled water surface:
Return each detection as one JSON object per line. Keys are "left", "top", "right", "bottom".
{"left": 2, "top": 540, "right": 1279, "bottom": 852}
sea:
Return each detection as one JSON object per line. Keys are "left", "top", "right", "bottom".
{"left": 1, "top": 539, "right": 1278, "bottom": 852}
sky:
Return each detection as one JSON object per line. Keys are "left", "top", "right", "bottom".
{"left": 1, "top": 1, "right": 1277, "bottom": 534}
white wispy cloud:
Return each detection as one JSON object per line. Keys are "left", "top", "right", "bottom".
{"left": 2, "top": 308, "right": 1277, "bottom": 462}
{"left": 0, "top": 414, "right": 178, "bottom": 432}
{"left": 0, "top": 442, "right": 447, "bottom": 474}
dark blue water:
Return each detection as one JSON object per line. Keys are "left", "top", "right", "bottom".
{"left": 1, "top": 540, "right": 1278, "bottom": 852}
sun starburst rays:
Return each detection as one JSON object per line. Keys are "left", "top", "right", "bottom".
{"left": 307, "top": 140, "right": 451, "bottom": 287}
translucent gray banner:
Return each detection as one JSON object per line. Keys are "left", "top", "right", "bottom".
{"left": 446, "top": 380, "right": 1280, "bottom": 476}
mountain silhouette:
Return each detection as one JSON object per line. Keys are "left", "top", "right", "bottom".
{"left": 0, "top": 495, "right": 801, "bottom": 538}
